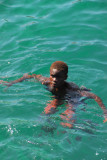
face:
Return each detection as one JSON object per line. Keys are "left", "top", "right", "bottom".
{"left": 50, "top": 68, "right": 67, "bottom": 88}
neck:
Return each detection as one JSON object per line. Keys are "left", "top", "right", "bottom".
{"left": 51, "top": 82, "right": 67, "bottom": 92}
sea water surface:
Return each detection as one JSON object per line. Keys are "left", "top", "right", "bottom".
{"left": 0, "top": 0, "right": 107, "bottom": 159}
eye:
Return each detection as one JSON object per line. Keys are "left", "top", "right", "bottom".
{"left": 51, "top": 75, "right": 59, "bottom": 79}
{"left": 51, "top": 75, "right": 55, "bottom": 78}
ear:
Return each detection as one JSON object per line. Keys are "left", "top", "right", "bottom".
{"left": 64, "top": 74, "right": 68, "bottom": 80}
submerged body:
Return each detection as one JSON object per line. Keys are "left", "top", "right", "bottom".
{"left": 1, "top": 61, "right": 107, "bottom": 128}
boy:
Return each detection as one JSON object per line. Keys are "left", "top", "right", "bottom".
{"left": 2, "top": 61, "right": 107, "bottom": 128}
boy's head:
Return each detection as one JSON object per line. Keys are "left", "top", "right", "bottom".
{"left": 50, "top": 61, "right": 68, "bottom": 88}
{"left": 50, "top": 61, "right": 68, "bottom": 75}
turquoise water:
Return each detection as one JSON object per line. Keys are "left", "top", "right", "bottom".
{"left": 0, "top": 0, "right": 107, "bottom": 159}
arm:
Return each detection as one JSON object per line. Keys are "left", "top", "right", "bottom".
{"left": 60, "top": 103, "right": 76, "bottom": 128}
{"left": 4, "top": 74, "right": 34, "bottom": 87}
{"left": 4, "top": 73, "right": 49, "bottom": 87}
{"left": 44, "top": 99, "right": 63, "bottom": 115}
{"left": 44, "top": 99, "right": 76, "bottom": 128}
{"left": 0, "top": 80, "right": 8, "bottom": 84}
{"left": 80, "top": 91, "right": 107, "bottom": 123}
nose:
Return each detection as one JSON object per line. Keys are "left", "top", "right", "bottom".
{"left": 53, "top": 77, "right": 57, "bottom": 82}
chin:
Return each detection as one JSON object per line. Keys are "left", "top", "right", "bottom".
{"left": 51, "top": 84, "right": 58, "bottom": 89}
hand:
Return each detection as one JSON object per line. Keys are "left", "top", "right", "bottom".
{"left": 0, "top": 80, "right": 8, "bottom": 84}
{"left": 0, "top": 80, "right": 12, "bottom": 87}
{"left": 3, "top": 82, "right": 12, "bottom": 87}
{"left": 103, "top": 118, "right": 107, "bottom": 123}
{"left": 103, "top": 109, "right": 107, "bottom": 123}
{"left": 0, "top": 80, "right": 4, "bottom": 84}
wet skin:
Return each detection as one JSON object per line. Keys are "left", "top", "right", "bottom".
{"left": 2, "top": 68, "right": 107, "bottom": 128}
{"left": 50, "top": 68, "right": 67, "bottom": 89}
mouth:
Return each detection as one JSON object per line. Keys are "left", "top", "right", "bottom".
{"left": 52, "top": 82, "right": 58, "bottom": 87}
{"left": 53, "top": 83, "right": 57, "bottom": 86}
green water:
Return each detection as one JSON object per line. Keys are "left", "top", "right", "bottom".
{"left": 0, "top": 0, "right": 107, "bottom": 159}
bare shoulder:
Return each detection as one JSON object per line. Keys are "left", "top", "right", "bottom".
{"left": 67, "top": 81, "right": 80, "bottom": 90}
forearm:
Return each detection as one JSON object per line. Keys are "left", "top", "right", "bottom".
{"left": 95, "top": 96, "right": 106, "bottom": 111}
{"left": 60, "top": 107, "right": 76, "bottom": 128}
{"left": 44, "top": 99, "right": 63, "bottom": 114}
{"left": 81, "top": 91, "right": 107, "bottom": 120}
{"left": 5, "top": 74, "right": 34, "bottom": 87}
{"left": 96, "top": 97, "right": 107, "bottom": 122}
{"left": 60, "top": 103, "right": 76, "bottom": 128}
{"left": 5, "top": 73, "right": 48, "bottom": 87}
{"left": 87, "top": 92, "right": 106, "bottom": 112}
{"left": 94, "top": 96, "right": 107, "bottom": 119}
{"left": 81, "top": 91, "right": 105, "bottom": 109}
{"left": 10, "top": 76, "right": 31, "bottom": 84}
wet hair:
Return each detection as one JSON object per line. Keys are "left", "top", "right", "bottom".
{"left": 50, "top": 61, "right": 68, "bottom": 75}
